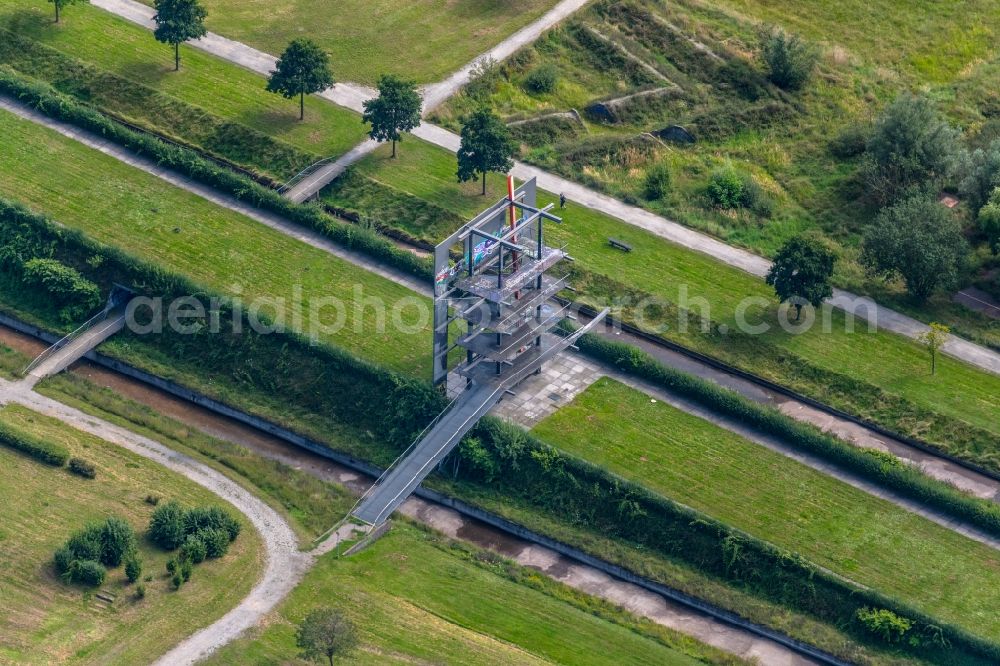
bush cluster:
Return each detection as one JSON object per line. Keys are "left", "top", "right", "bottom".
{"left": 0, "top": 67, "right": 431, "bottom": 283}
{"left": 642, "top": 163, "right": 671, "bottom": 201}
{"left": 706, "top": 167, "right": 773, "bottom": 217}
{"left": 149, "top": 501, "right": 239, "bottom": 555}
{"left": 150, "top": 502, "right": 239, "bottom": 588}
{"left": 0, "top": 420, "right": 69, "bottom": 466}
{"left": 53, "top": 517, "right": 137, "bottom": 587}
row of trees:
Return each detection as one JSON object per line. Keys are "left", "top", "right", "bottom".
{"left": 45, "top": 0, "right": 517, "bottom": 191}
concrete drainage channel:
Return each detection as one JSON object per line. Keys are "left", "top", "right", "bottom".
{"left": 0, "top": 317, "right": 840, "bottom": 665}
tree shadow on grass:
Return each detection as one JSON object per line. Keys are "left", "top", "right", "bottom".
{"left": 115, "top": 60, "right": 173, "bottom": 88}
{"left": 1, "top": 9, "right": 55, "bottom": 40}
{"left": 237, "top": 107, "right": 302, "bottom": 136}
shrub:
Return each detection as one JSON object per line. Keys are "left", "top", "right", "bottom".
{"left": 829, "top": 123, "right": 869, "bottom": 159}
{"left": 739, "top": 175, "right": 774, "bottom": 217}
{"left": 0, "top": 420, "right": 70, "bottom": 466}
{"left": 761, "top": 28, "right": 818, "bottom": 91}
{"left": 125, "top": 554, "right": 142, "bottom": 583}
{"left": 166, "top": 557, "right": 177, "bottom": 575}
{"left": 149, "top": 500, "right": 186, "bottom": 550}
{"left": 171, "top": 572, "right": 183, "bottom": 590}
{"left": 144, "top": 494, "right": 160, "bottom": 506}
{"left": 179, "top": 534, "right": 207, "bottom": 564}
{"left": 53, "top": 545, "right": 75, "bottom": 576}
{"left": 180, "top": 559, "right": 193, "bottom": 582}
{"left": 21, "top": 258, "right": 102, "bottom": 322}
{"left": 200, "top": 528, "right": 230, "bottom": 559}
{"left": 98, "top": 516, "right": 137, "bottom": 567}
{"left": 62, "top": 524, "right": 104, "bottom": 563}
{"left": 135, "top": 583, "right": 146, "bottom": 599}
{"left": 465, "top": 57, "right": 503, "bottom": 100}
{"left": 523, "top": 64, "right": 558, "bottom": 94}
{"left": 957, "top": 139, "right": 1000, "bottom": 213}
{"left": 643, "top": 163, "right": 671, "bottom": 201}
{"left": 856, "top": 607, "right": 913, "bottom": 643}
{"left": 707, "top": 167, "right": 744, "bottom": 208}
{"left": 183, "top": 506, "right": 240, "bottom": 542}
{"left": 67, "top": 559, "right": 106, "bottom": 587}
{"left": 68, "top": 457, "right": 96, "bottom": 479}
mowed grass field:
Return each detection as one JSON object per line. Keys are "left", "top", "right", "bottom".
{"left": 343, "top": 139, "right": 1000, "bottom": 438}
{"left": 206, "top": 524, "right": 724, "bottom": 666}
{"left": 0, "top": 109, "right": 432, "bottom": 377}
{"left": 133, "top": 0, "right": 562, "bottom": 85}
{"left": 0, "top": 404, "right": 262, "bottom": 664}
{"left": 1, "top": 1, "right": 366, "bottom": 164}
{"left": 533, "top": 378, "right": 1000, "bottom": 641}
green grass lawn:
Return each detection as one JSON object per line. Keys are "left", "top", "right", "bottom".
{"left": 132, "top": 0, "right": 561, "bottom": 85}
{"left": 533, "top": 378, "right": 1000, "bottom": 641}
{"left": 1, "top": 1, "right": 366, "bottom": 165}
{"left": 710, "top": 0, "right": 998, "bottom": 83}
{"left": 0, "top": 403, "right": 263, "bottom": 664}
{"left": 0, "top": 108, "right": 431, "bottom": 377}
{"left": 344, "top": 138, "right": 1000, "bottom": 440}
{"left": 205, "top": 523, "right": 730, "bottom": 665}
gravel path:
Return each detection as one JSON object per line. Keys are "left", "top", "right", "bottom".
{"left": 0, "top": 376, "right": 357, "bottom": 665}
{"left": 88, "top": 0, "right": 1000, "bottom": 376}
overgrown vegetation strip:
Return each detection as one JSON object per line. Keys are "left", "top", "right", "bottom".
{"left": 0, "top": 418, "right": 70, "bottom": 465}
{"left": 2, "top": 201, "right": 998, "bottom": 664}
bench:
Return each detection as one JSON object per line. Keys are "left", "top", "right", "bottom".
{"left": 608, "top": 238, "right": 633, "bottom": 252}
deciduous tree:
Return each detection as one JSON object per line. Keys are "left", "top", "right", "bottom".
{"left": 456, "top": 107, "right": 515, "bottom": 195}
{"left": 48, "top": 0, "right": 86, "bottom": 24}
{"left": 860, "top": 192, "right": 968, "bottom": 301}
{"left": 862, "top": 94, "right": 960, "bottom": 205}
{"left": 918, "top": 323, "right": 950, "bottom": 375}
{"left": 296, "top": 608, "right": 357, "bottom": 666}
{"left": 153, "top": 0, "right": 207, "bottom": 72}
{"left": 977, "top": 186, "right": 1000, "bottom": 255}
{"left": 362, "top": 75, "right": 422, "bottom": 158}
{"left": 266, "top": 39, "right": 334, "bottom": 120}
{"left": 766, "top": 236, "right": 836, "bottom": 320}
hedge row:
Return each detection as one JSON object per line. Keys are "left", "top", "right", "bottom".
{"left": 0, "top": 420, "right": 69, "bottom": 466}
{"left": 0, "top": 66, "right": 432, "bottom": 282}
{"left": 569, "top": 326, "right": 1000, "bottom": 539}
{"left": 3, "top": 198, "right": 998, "bottom": 661}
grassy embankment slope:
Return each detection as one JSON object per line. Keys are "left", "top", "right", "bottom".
{"left": 534, "top": 378, "right": 1000, "bottom": 641}
{"left": 206, "top": 523, "right": 730, "bottom": 666}
{"left": 0, "top": 109, "right": 430, "bottom": 377}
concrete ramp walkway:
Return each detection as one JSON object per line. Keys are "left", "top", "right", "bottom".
{"left": 22, "top": 310, "right": 126, "bottom": 387}
{"left": 352, "top": 381, "right": 501, "bottom": 526}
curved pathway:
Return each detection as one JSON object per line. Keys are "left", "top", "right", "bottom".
{"left": 89, "top": 0, "right": 1000, "bottom": 376}
{"left": 0, "top": 375, "right": 357, "bottom": 665}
